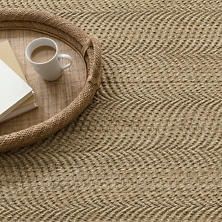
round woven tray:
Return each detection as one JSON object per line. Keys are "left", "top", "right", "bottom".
{"left": 0, "top": 9, "right": 102, "bottom": 152}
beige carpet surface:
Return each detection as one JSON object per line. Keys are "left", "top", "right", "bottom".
{"left": 1, "top": 0, "right": 222, "bottom": 221}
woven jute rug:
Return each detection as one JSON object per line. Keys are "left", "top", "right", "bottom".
{"left": 1, "top": 0, "right": 222, "bottom": 221}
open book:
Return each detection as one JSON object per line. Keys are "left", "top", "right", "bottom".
{"left": 0, "top": 40, "right": 37, "bottom": 122}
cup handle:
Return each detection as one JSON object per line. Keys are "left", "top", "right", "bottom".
{"left": 57, "top": 54, "right": 72, "bottom": 70}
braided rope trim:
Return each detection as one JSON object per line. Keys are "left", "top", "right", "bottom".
{"left": 0, "top": 9, "right": 102, "bottom": 152}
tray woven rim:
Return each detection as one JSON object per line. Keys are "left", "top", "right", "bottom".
{"left": 0, "top": 9, "right": 102, "bottom": 152}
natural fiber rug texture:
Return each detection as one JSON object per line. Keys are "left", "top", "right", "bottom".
{"left": 1, "top": 0, "right": 222, "bottom": 221}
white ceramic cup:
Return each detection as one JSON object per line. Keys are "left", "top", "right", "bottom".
{"left": 25, "top": 37, "right": 72, "bottom": 81}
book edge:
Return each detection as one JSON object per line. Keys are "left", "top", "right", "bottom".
{"left": 0, "top": 103, "right": 38, "bottom": 123}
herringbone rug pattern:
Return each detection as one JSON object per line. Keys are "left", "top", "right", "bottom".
{"left": 0, "top": 0, "right": 222, "bottom": 221}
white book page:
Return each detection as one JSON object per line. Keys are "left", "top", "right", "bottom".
{"left": 0, "top": 59, "right": 32, "bottom": 116}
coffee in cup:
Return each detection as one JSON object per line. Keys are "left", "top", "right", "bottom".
{"left": 25, "top": 37, "right": 72, "bottom": 81}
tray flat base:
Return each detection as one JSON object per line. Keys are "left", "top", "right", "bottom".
{"left": 0, "top": 30, "right": 87, "bottom": 136}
